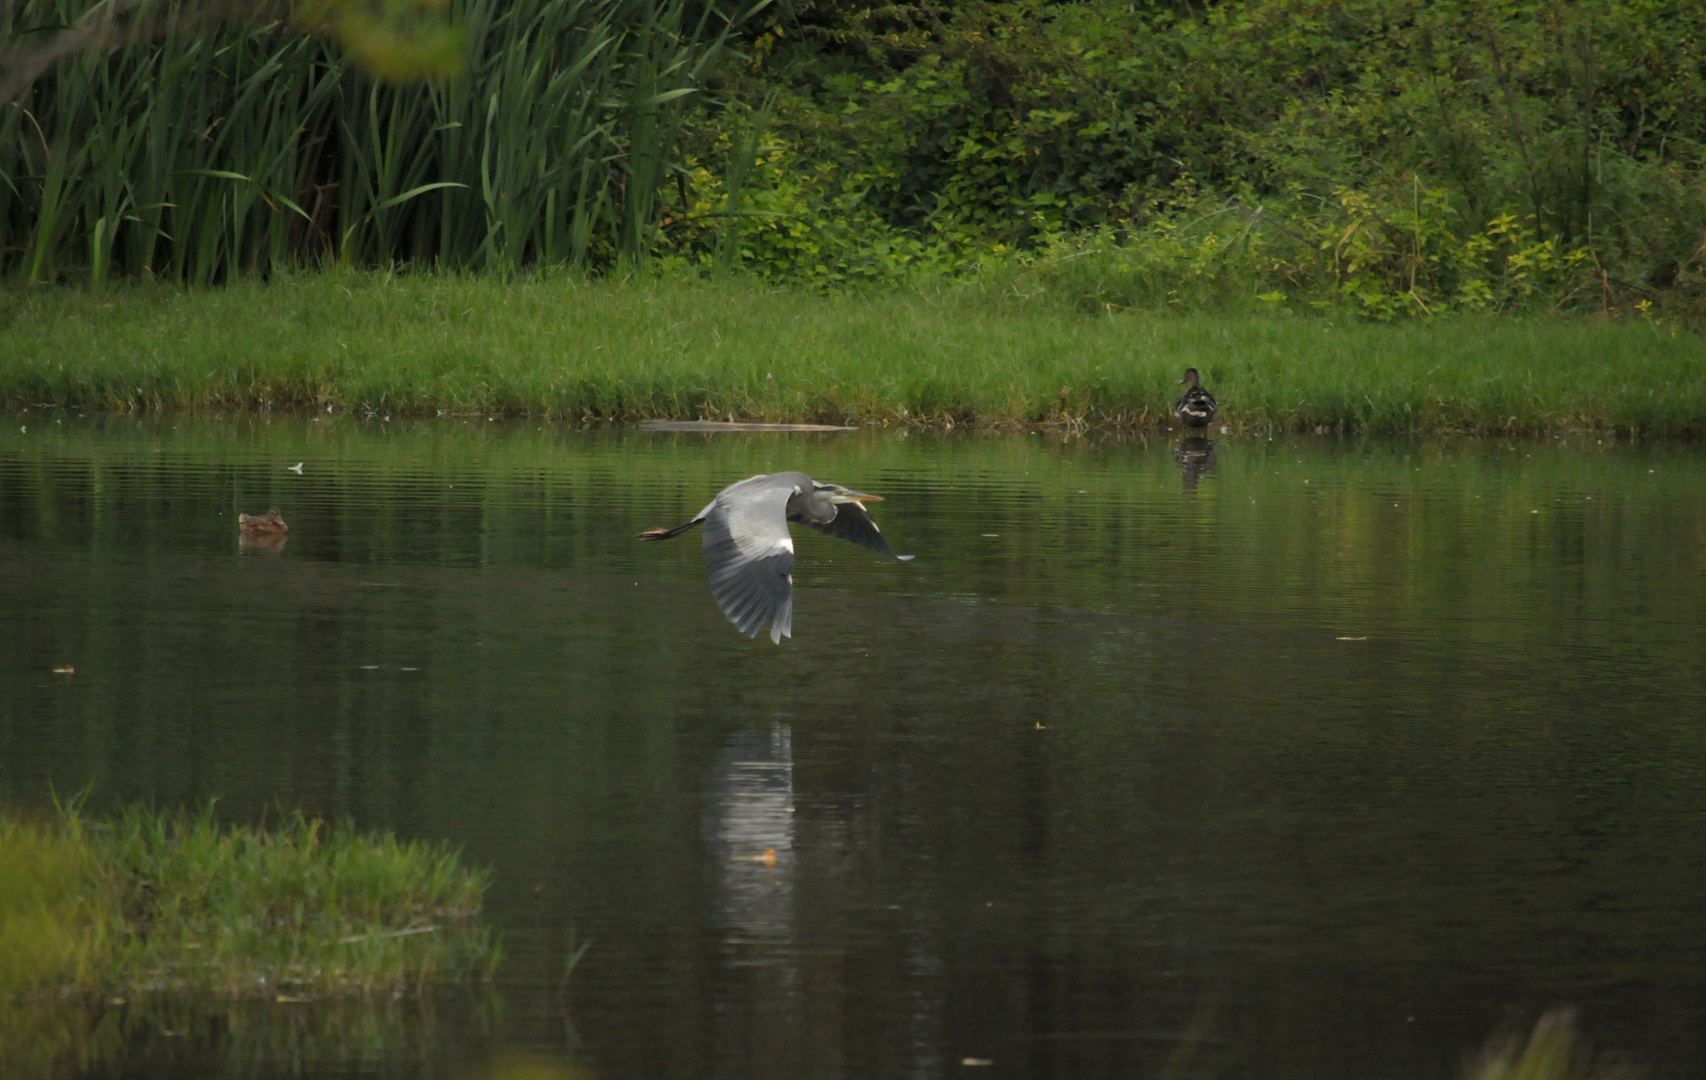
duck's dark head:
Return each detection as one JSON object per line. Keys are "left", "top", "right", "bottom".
{"left": 1179, "top": 367, "right": 1202, "bottom": 388}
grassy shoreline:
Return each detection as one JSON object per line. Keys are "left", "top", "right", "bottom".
{"left": 0, "top": 803, "right": 496, "bottom": 1005}
{"left": 2, "top": 275, "right": 1702, "bottom": 436}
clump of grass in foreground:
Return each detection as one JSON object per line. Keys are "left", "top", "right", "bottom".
{"left": 0, "top": 804, "right": 497, "bottom": 1003}
{"left": 1, "top": 274, "right": 1703, "bottom": 436}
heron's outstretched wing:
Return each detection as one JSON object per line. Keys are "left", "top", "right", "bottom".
{"left": 703, "top": 480, "right": 797, "bottom": 644}
{"left": 804, "top": 500, "right": 911, "bottom": 560}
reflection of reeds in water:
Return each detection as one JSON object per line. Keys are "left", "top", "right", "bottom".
{"left": 477, "top": 1056, "right": 595, "bottom": 1080}
{"left": 0, "top": 992, "right": 498, "bottom": 1080}
{"left": 0, "top": 1000, "right": 125, "bottom": 1080}
{"left": 1468, "top": 1010, "right": 1639, "bottom": 1080}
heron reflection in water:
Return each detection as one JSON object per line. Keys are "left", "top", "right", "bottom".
{"left": 639, "top": 472, "right": 913, "bottom": 643}
{"left": 703, "top": 725, "right": 806, "bottom": 1070}
{"left": 704, "top": 725, "right": 796, "bottom": 950}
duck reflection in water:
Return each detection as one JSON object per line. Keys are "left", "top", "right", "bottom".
{"left": 237, "top": 530, "right": 288, "bottom": 554}
{"left": 238, "top": 508, "right": 289, "bottom": 554}
{"left": 1175, "top": 436, "right": 1218, "bottom": 490}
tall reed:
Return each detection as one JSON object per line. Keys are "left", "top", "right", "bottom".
{"left": 0, "top": 0, "right": 754, "bottom": 283}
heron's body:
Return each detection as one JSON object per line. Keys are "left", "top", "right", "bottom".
{"left": 1174, "top": 368, "right": 1219, "bottom": 428}
{"left": 640, "top": 471, "right": 911, "bottom": 643}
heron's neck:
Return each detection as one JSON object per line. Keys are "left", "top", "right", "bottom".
{"left": 794, "top": 491, "right": 838, "bottom": 524}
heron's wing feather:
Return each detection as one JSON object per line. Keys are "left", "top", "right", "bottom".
{"left": 805, "top": 501, "right": 901, "bottom": 558}
{"left": 703, "top": 482, "right": 796, "bottom": 641}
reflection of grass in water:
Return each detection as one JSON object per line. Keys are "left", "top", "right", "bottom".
{"left": 1470, "top": 1010, "right": 1640, "bottom": 1080}
{"left": 1, "top": 993, "right": 498, "bottom": 1080}
{"left": 478, "top": 1058, "right": 594, "bottom": 1080}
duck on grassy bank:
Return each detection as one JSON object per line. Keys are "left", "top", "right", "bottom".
{"left": 639, "top": 472, "right": 912, "bottom": 644}
{"left": 1174, "top": 368, "right": 1219, "bottom": 428}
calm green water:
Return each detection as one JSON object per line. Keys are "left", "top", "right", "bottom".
{"left": 3, "top": 414, "right": 1705, "bottom": 1080}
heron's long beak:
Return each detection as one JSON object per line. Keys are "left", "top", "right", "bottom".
{"left": 833, "top": 489, "right": 883, "bottom": 503}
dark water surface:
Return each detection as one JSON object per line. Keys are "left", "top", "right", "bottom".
{"left": 3, "top": 415, "right": 1705, "bottom": 1080}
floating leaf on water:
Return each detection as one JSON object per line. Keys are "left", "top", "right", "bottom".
{"left": 52, "top": 665, "right": 74, "bottom": 674}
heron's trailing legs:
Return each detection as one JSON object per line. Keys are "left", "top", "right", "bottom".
{"left": 638, "top": 517, "right": 703, "bottom": 541}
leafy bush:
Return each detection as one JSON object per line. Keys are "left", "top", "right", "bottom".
{"left": 676, "top": 0, "right": 1706, "bottom": 319}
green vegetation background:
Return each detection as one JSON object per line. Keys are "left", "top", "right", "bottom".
{"left": 5, "top": 0, "right": 1705, "bottom": 321}
{"left": 670, "top": 0, "right": 1706, "bottom": 321}
{"left": 4, "top": 0, "right": 1705, "bottom": 431}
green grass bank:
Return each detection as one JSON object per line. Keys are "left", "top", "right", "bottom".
{"left": 2, "top": 275, "right": 1702, "bottom": 435}
{"left": 0, "top": 803, "right": 496, "bottom": 1004}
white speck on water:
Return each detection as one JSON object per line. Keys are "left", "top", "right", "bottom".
{"left": 360, "top": 665, "right": 378, "bottom": 670}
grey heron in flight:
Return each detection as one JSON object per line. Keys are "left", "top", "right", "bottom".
{"left": 640, "top": 472, "right": 913, "bottom": 643}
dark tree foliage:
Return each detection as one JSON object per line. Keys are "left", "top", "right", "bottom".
{"left": 671, "top": 0, "right": 1706, "bottom": 315}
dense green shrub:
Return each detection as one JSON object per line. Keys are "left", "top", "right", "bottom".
{"left": 671, "top": 0, "right": 1706, "bottom": 318}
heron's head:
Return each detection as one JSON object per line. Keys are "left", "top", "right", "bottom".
{"left": 816, "top": 483, "right": 882, "bottom": 505}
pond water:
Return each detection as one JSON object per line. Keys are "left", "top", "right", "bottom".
{"left": 2, "top": 415, "right": 1705, "bottom": 1080}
